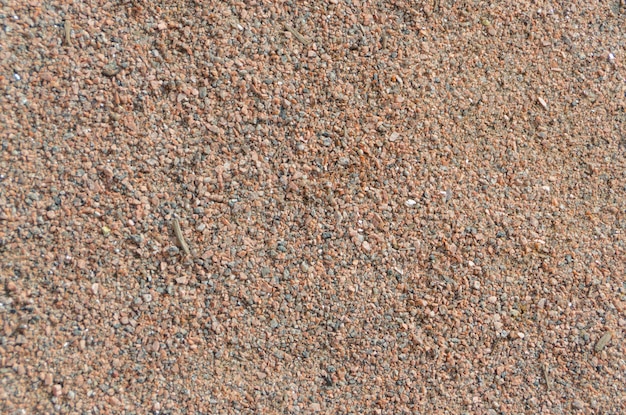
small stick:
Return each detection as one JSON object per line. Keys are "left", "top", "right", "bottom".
{"left": 172, "top": 219, "right": 190, "bottom": 256}
{"left": 64, "top": 19, "right": 72, "bottom": 46}
{"left": 595, "top": 331, "right": 613, "bottom": 352}
{"left": 542, "top": 363, "right": 552, "bottom": 391}
{"left": 283, "top": 24, "right": 310, "bottom": 46}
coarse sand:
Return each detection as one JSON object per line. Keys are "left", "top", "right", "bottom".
{"left": 1, "top": 1, "right": 625, "bottom": 413}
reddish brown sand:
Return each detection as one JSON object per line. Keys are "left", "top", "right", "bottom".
{"left": 1, "top": 1, "right": 625, "bottom": 413}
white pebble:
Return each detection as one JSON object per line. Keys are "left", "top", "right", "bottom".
{"left": 388, "top": 132, "right": 401, "bottom": 142}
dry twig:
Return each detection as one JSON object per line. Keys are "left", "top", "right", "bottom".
{"left": 64, "top": 19, "right": 72, "bottom": 46}
{"left": 172, "top": 218, "right": 191, "bottom": 256}
{"left": 283, "top": 24, "right": 310, "bottom": 46}
{"left": 542, "top": 364, "right": 552, "bottom": 391}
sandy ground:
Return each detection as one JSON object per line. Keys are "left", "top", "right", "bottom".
{"left": 1, "top": 1, "right": 625, "bottom": 414}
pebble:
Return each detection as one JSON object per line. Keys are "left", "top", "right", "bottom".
{"left": 361, "top": 240, "right": 371, "bottom": 252}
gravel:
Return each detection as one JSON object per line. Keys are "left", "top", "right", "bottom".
{"left": 1, "top": 0, "right": 625, "bottom": 413}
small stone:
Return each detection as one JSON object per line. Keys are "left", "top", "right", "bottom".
{"left": 376, "top": 123, "right": 389, "bottom": 133}
{"left": 44, "top": 373, "right": 53, "bottom": 386}
{"left": 102, "top": 63, "right": 120, "bottom": 77}
{"left": 361, "top": 240, "right": 371, "bottom": 252}
{"left": 300, "top": 262, "right": 309, "bottom": 273}
{"left": 388, "top": 132, "right": 401, "bottom": 142}
{"left": 52, "top": 384, "right": 62, "bottom": 397}
{"left": 6, "top": 281, "right": 17, "bottom": 292}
